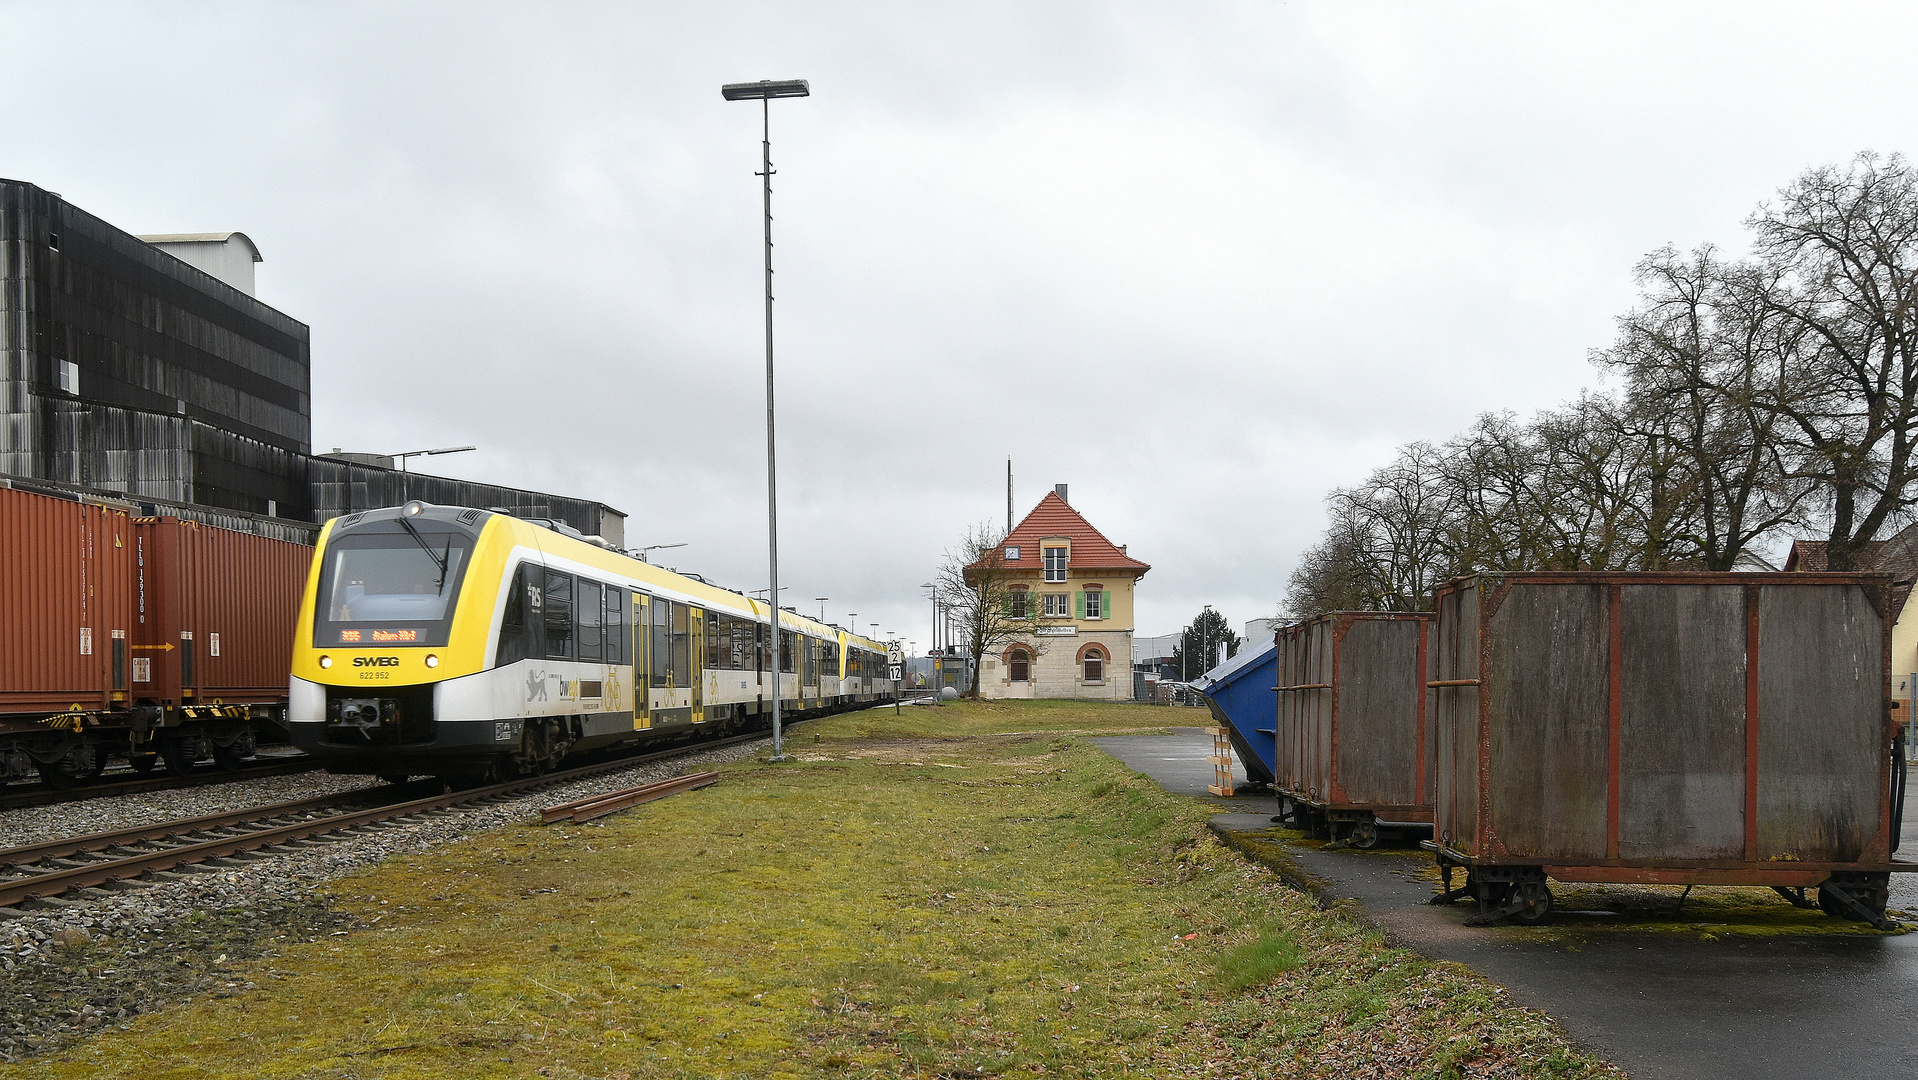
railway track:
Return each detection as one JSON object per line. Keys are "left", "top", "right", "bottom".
{"left": 0, "top": 733, "right": 764, "bottom": 909}
{"left": 0, "top": 753, "right": 323, "bottom": 812}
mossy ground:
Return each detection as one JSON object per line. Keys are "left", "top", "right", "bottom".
{"left": 6, "top": 701, "right": 1618, "bottom": 1079}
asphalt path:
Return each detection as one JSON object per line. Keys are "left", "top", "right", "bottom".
{"left": 1091, "top": 726, "right": 1918, "bottom": 1080}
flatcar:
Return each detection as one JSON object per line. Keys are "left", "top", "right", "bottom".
{"left": 287, "top": 501, "right": 893, "bottom": 781}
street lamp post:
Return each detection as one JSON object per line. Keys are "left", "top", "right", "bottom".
{"left": 922, "top": 582, "right": 944, "bottom": 705}
{"left": 388, "top": 445, "right": 477, "bottom": 473}
{"left": 815, "top": 596, "right": 830, "bottom": 622}
{"left": 633, "top": 542, "right": 687, "bottom": 564}
{"left": 722, "top": 77, "right": 810, "bottom": 762}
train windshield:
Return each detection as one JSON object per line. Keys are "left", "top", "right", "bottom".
{"left": 314, "top": 525, "right": 475, "bottom": 647}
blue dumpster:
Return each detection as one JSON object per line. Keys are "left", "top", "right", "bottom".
{"left": 1191, "top": 640, "right": 1277, "bottom": 787}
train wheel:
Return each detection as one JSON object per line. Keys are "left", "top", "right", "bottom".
{"left": 37, "top": 744, "right": 101, "bottom": 788}
{"left": 129, "top": 754, "right": 158, "bottom": 776}
{"left": 36, "top": 760, "right": 82, "bottom": 789}
{"left": 156, "top": 739, "right": 195, "bottom": 777}
{"left": 210, "top": 742, "right": 246, "bottom": 771}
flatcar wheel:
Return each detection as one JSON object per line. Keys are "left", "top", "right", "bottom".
{"left": 35, "top": 760, "right": 82, "bottom": 790}
{"left": 1510, "top": 880, "right": 1554, "bottom": 924}
{"left": 1350, "top": 818, "right": 1380, "bottom": 849}
{"left": 210, "top": 742, "right": 247, "bottom": 771}
{"left": 156, "top": 739, "right": 195, "bottom": 777}
{"left": 129, "top": 754, "right": 159, "bottom": 776}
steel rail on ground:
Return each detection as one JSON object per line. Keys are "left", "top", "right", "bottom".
{"left": 0, "top": 732, "right": 769, "bottom": 909}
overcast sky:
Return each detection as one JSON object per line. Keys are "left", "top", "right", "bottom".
{"left": 7, "top": 1, "right": 1917, "bottom": 650}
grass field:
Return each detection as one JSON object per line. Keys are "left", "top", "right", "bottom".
{"left": 5, "top": 701, "right": 1619, "bottom": 1079}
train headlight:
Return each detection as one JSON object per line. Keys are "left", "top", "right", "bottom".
{"left": 403, "top": 500, "right": 428, "bottom": 517}
{"left": 318, "top": 655, "right": 333, "bottom": 669}
{"left": 425, "top": 654, "right": 440, "bottom": 669}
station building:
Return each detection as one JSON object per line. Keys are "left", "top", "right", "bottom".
{"left": 0, "top": 179, "right": 622, "bottom": 542}
{"left": 972, "top": 485, "right": 1149, "bottom": 700}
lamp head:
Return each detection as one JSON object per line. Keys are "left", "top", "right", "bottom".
{"left": 722, "top": 79, "right": 810, "bottom": 101}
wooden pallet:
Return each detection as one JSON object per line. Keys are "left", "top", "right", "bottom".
{"left": 1206, "top": 726, "right": 1235, "bottom": 796}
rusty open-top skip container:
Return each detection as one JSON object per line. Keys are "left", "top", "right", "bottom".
{"left": 1426, "top": 571, "right": 1911, "bottom": 927}
{"left": 1275, "top": 611, "right": 1434, "bottom": 847}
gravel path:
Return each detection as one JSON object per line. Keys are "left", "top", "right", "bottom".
{"left": 0, "top": 737, "right": 769, "bottom": 1063}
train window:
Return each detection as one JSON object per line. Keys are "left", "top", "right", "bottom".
{"left": 577, "top": 580, "right": 603, "bottom": 662}
{"left": 780, "top": 629, "right": 797, "bottom": 673}
{"left": 651, "top": 600, "right": 671, "bottom": 687}
{"left": 707, "top": 613, "right": 722, "bottom": 669}
{"left": 672, "top": 603, "right": 692, "bottom": 688}
{"left": 731, "top": 618, "right": 753, "bottom": 670}
{"left": 313, "top": 524, "right": 475, "bottom": 648}
{"left": 496, "top": 565, "right": 528, "bottom": 666}
{"left": 605, "top": 587, "right": 624, "bottom": 665}
{"left": 543, "top": 571, "right": 574, "bottom": 659}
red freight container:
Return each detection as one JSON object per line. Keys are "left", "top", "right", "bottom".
{"left": 132, "top": 517, "right": 312, "bottom": 705}
{"left": 0, "top": 489, "right": 313, "bottom": 785}
{"left": 1427, "top": 572, "right": 1911, "bottom": 928}
{"left": 1274, "top": 612, "right": 1433, "bottom": 846}
{"left": 0, "top": 484, "right": 136, "bottom": 715}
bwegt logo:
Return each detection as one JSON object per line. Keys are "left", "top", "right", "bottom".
{"left": 353, "top": 656, "right": 401, "bottom": 668}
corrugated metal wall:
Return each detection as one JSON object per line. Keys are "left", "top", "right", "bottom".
{"left": 308, "top": 457, "right": 621, "bottom": 539}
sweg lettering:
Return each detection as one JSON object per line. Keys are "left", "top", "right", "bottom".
{"left": 353, "top": 656, "right": 402, "bottom": 668}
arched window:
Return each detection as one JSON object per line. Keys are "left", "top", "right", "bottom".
{"left": 1008, "top": 648, "right": 1031, "bottom": 683}
{"left": 1082, "top": 646, "right": 1105, "bottom": 683}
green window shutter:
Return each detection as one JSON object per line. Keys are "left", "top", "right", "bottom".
{"left": 1075, "top": 591, "right": 1085, "bottom": 619}
{"left": 1101, "top": 590, "right": 1111, "bottom": 620}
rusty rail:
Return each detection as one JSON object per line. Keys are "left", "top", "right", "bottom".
{"left": 539, "top": 771, "right": 720, "bottom": 825}
{"left": 0, "top": 790, "right": 364, "bottom": 868}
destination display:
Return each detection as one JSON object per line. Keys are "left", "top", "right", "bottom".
{"left": 337, "top": 628, "right": 422, "bottom": 643}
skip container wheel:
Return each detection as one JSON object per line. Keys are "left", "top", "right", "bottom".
{"left": 1349, "top": 818, "right": 1380, "bottom": 849}
{"left": 1510, "top": 880, "right": 1554, "bottom": 924}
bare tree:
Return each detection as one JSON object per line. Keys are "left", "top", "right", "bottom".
{"left": 946, "top": 522, "right": 1049, "bottom": 699}
{"left": 1742, "top": 153, "right": 1918, "bottom": 568}
{"left": 1597, "top": 245, "right": 1810, "bottom": 569}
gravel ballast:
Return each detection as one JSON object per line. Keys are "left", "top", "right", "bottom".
{"left": 0, "top": 738, "right": 767, "bottom": 1062}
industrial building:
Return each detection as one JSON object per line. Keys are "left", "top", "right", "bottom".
{"left": 0, "top": 179, "right": 621, "bottom": 541}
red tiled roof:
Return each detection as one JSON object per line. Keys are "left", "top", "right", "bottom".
{"left": 971, "top": 492, "right": 1150, "bottom": 576}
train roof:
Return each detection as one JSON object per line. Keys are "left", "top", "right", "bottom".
{"left": 320, "top": 502, "right": 887, "bottom": 652}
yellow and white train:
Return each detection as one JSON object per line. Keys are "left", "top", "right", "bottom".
{"left": 287, "top": 501, "right": 892, "bottom": 781}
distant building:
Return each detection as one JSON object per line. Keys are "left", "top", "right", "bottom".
{"left": 0, "top": 179, "right": 623, "bottom": 541}
{"left": 1244, "top": 617, "right": 1281, "bottom": 648}
{"left": 971, "top": 484, "right": 1150, "bottom": 700}
{"left": 1132, "top": 632, "right": 1182, "bottom": 680}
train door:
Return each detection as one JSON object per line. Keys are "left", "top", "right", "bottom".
{"left": 803, "top": 636, "right": 817, "bottom": 709}
{"left": 689, "top": 606, "right": 706, "bottom": 723}
{"left": 633, "top": 594, "right": 650, "bottom": 730}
